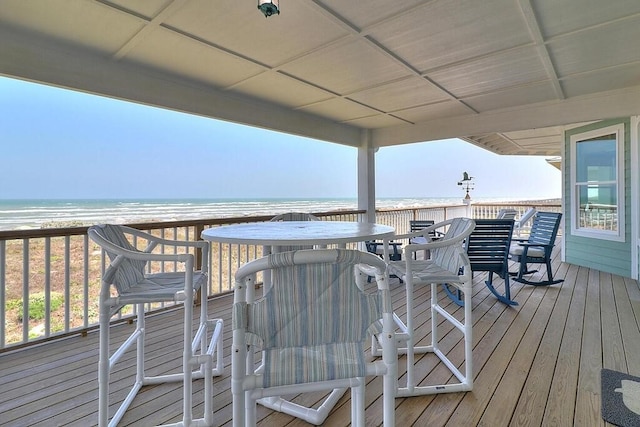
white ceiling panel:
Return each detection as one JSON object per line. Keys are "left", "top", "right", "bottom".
{"left": 299, "top": 97, "right": 381, "bottom": 122}
{"left": 561, "top": 63, "right": 640, "bottom": 99}
{"left": 369, "top": 0, "right": 532, "bottom": 72}
{"left": 348, "top": 77, "right": 448, "bottom": 112}
{"left": 231, "top": 72, "right": 333, "bottom": 108}
{"left": 0, "top": 0, "right": 144, "bottom": 53}
{"left": 429, "top": 46, "right": 549, "bottom": 98}
{"left": 317, "top": 0, "right": 427, "bottom": 29}
{"left": 549, "top": 17, "right": 640, "bottom": 77}
{"left": 464, "top": 81, "right": 558, "bottom": 113}
{"left": 533, "top": 0, "right": 640, "bottom": 38}
{"left": 392, "top": 101, "right": 471, "bottom": 123}
{"left": 126, "top": 27, "right": 265, "bottom": 88}
{"left": 106, "top": 0, "right": 174, "bottom": 20}
{"left": 164, "top": 0, "right": 347, "bottom": 68}
{"left": 280, "top": 39, "right": 411, "bottom": 94}
{"left": 345, "top": 114, "right": 409, "bottom": 129}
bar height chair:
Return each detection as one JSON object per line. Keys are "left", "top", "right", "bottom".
{"left": 88, "top": 224, "right": 224, "bottom": 427}
{"left": 232, "top": 249, "right": 397, "bottom": 426}
{"left": 378, "top": 217, "right": 476, "bottom": 397}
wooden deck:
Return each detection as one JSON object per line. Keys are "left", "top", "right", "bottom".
{"left": 2, "top": 243, "right": 640, "bottom": 426}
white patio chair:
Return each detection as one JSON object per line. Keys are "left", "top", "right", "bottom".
{"left": 88, "top": 224, "right": 224, "bottom": 427}
{"left": 232, "top": 249, "right": 397, "bottom": 426}
{"left": 496, "top": 208, "right": 518, "bottom": 219}
{"left": 514, "top": 207, "right": 537, "bottom": 237}
{"left": 375, "top": 217, "right": 475, "bottom": 397}
{"left": 270, "top": 212, "right": 320, "bottom": 222}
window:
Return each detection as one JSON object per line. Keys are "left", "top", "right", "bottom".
{"left": 570, "top": 123, "right": 625, "bottom": 241}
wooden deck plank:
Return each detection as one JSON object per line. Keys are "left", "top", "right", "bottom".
{"left": 542, "top": 263, "right": 589, "bottom": 426}
{"left": 508, "top": 261, "right": 577, "bottom": 427}
{"left": 443, "top": 273, "right": 547, "bottom": 426}
{"left": 2, "top": 241, "right": 640, "bottom": 427}
{"left": 575, "top": 267, "right": 605, "bottom": 427}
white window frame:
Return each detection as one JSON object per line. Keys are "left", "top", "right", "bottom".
{"left": 570, "top": 123, "right": 625, "bottom": 241}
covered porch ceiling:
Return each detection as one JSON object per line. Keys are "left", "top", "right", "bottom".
{"left": 1, "top": 0, "right": 639, "bottom": 156}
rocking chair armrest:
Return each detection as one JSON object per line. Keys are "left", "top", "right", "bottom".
{"left": 517, "top": 242, "right": 552, "bottom": 248}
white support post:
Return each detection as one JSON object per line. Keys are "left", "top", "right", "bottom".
{"left": 631, "top": 116, "right": 639, "bottom": 280}
{"left": 357, "top": 130, "right": 376, "bottom": 224}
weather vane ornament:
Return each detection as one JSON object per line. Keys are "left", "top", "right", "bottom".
{"left": 457, "top": 172, "right": 475, "bottom": 204}
{"left": 258, "top": 0, "right": 279, "bottom": 17}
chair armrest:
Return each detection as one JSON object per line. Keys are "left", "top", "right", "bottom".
{"left": 110, "top": 244, "right": 196, "bottom": 263}
{"left": 118, "top": 227, "right": 209, "bottom": 270}
{"left": 403, "top": 238, "right": 458, "bottom": 254}
{"left": 391, "top": 221, "right": 448, "bottom": 242}
{"left": 123, "top": 226, "right": 208, "bottom": 249}
{"left": 517, "top": 242, "right": 552, "bottom": 248}
{"left": 92, "top": 235, "right": 196, "bottom": 264}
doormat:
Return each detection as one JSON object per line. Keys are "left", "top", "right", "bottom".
{"left": 601, "top": 368, "right": 640, "bottom": 426}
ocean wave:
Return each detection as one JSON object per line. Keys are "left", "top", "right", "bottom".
{"left": 0, "top": 197, "right": 478, "bottom": 230}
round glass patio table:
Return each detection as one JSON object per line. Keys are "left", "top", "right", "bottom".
{"left": 200, "top": 220, "right": 394, "bottom": 247}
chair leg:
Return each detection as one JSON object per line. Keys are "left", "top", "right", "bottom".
{"left": 380, "top": 329, "right": 397, "bottom": 427}
{"left": 397, "top": 277, "right": 473, "bottom": 397}
{"left": 182, "top": 293, "right": 194, "bottom": 426}
{"left": 99, "top": 302, "right": 145, "bottom": 427}
{"left": 98, "top": 305, "right": 109, "bottom": 427}
{"left": 351, "top": 379, "right": 365, "bottom": 427}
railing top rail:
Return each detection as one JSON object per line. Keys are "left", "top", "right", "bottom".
{"left": 0, "top": 209, "right": 366, "bottom": 240}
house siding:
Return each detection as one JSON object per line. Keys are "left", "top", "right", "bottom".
{"left": 564, "top": 118, "right": 632, "bottom": 278}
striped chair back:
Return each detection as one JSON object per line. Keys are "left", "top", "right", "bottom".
{"left": 235, "top": 249, "right": 382, "bottom": 387}
{"left": 431, "top": 217, "right": 475, "bottom": 275}
{"left": 91, "top": 224, "right": 146, "bottom": 294}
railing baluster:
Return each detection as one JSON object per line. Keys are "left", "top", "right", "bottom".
{"left": 64, "top": 236, "right": 70, "bottom": 333}
{"left": 83, "top": 234, "right": 90, "bottom": 330}
{"left": 22, "top": 239, "right": 29, "bottom": 343}
{"left": 45, "top": 237, "right": 51, "bottom": 338}
{"left": 0, "top": 241, "right": 5, "bottom": 347}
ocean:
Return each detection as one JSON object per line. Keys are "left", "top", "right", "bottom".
{"left": 0, "top": 197, "right": 517, "bottom": 230}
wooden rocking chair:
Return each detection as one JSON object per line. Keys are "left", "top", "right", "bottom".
{"left": 509, "top": 211, "right": 563, "bottom": 286}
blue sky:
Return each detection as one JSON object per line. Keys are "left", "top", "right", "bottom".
{"left": 0, "top": 76, "right": 560, "bottom": 200}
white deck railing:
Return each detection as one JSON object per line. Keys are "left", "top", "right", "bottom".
{"left": 0, "top": 203, "right": 560, "bottom": 351}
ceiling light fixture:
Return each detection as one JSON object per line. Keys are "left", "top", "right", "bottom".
{"left": 258, "top": 0, "right": 279, "bottom": 17}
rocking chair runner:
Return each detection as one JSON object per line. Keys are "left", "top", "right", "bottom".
{"left": 509, "top": 211, "right": 563, "bottom": 286}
